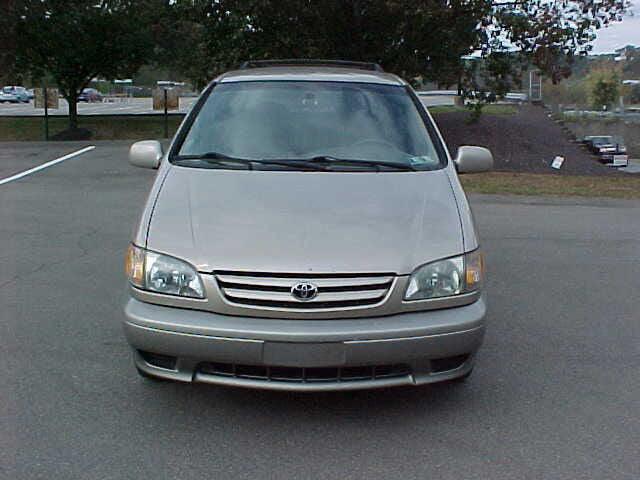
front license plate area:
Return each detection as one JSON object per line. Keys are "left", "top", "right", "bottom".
{"left": 263, "top": 342, "right": 346, "bottom": 367}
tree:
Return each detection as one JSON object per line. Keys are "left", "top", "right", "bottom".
{"left": 586, "top": 68, "right": 620, "bottom": 109}
{"left": 5, "top": 0, "right": 630, "bottom": 125}
{"left": 0, "top": 0, "right": 19, "bottom": 83}
{"left": 542, "top": 79, "right": 588, "bottom": 107}
{"left": 8, "top": 0, "right": 156, "bottom": 130}
{"left": 492, "top": 1, "right": 628, "bottom": 84}
{"left": 229, "top": 0, "right": 492, "bottom": 83}
{"left": 153, "top": 0, "right": 248, "bottom": 90}
{"left": 158, "top": 0, "right": 627, "bottom": 104}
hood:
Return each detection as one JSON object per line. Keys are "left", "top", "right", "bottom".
{"left": 146, "top": 166, "right": 463, "bottom": 275}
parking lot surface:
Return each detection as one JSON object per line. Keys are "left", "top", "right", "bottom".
{"left": 0, "top": 97, "right": 197, "bottom": 116}
{"left": 0, "top": 93, "right": 452, "bottom": 117}
{"left": 1, "top": 141, "right": 639, "bottom": 479}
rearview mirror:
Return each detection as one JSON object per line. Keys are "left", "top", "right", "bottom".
{"left": 454, "top": 146, "right": 493, "bottom": 173}
{"left": 129, "top": 140, "right": 163, "bottom": 169}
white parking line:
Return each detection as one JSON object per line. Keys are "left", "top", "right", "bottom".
{"left": 0, "top": 145, "right": 96, "bottom": 186}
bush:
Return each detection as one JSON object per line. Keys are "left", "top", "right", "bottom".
{"left": 586, "top": 69, "right": 620, "bottom": 109}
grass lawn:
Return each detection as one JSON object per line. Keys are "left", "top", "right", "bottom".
{"left": 428, "top": 104, "right": 518, "bottom": 115}
{"left": 2, "top": 115, "right": 639, "bottom": 200}
{"left": 0, "top": 105, "right": 515, "bottom": 141}
{"left": 0, "top": 115, "right": 185, "bottom": 141}
{"left": 460, "top": 172, "right": 640, "bottom": 199}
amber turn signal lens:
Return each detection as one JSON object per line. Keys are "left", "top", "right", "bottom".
{"left": 465, "top": 250, "right": 484, "bottom": 291}
{"left": 125, "top": 244, "right": 145, "bottom": 288}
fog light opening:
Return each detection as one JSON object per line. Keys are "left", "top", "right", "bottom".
{"left": 430, "top": 354, "right": 469, "bottom": 373}
{"left": 138, "top": 350, "right": 177, "bottom": 371}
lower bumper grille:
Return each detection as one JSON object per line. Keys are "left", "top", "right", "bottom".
{"left": 198, "top": 362, "right": 411, "bottom": 383}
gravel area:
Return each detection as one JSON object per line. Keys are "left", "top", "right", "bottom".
{"left": 433, "top": 104, "right": 621, "bottom": 176}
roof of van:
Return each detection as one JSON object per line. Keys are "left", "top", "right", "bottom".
{"left": 215, "top": 67, "right": 407, "bottom": 86}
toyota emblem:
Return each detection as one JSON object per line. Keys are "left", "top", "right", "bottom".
{"left": 291, "top": 282, "right": 318, "bottom": 301}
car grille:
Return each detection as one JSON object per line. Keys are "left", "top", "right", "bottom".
{"left": 215, "top": 271, "right": 394, "bottom": 310}
{"left": 198, "top": 362, "right": 411, "bottom": 383}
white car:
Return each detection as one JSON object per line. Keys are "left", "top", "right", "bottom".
{"left": 1, "top": 86, "right": 30, "bottom": 103}
{"left": 0, "top": 90, "right": 19, "bottom": 103}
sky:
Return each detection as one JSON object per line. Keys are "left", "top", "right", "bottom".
{"left": 590, "top": 0, "right": 640, "bottom": 53}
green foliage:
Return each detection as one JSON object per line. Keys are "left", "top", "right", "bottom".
{"left": 459, "top": 52, "right": 527, "bottom": 121}
{"left": 2, "top": 0, "right": 630, "bottom": 126}
{"left": 7, "top": 0, "right": 156, "bottom": 129}
{"left": 586, "top": 69, "right": 620, "bottom": 109}
{"left": 543, "top": 79, "right": 588, "bottom": 107}
{"left": 0, "top": 0, "right": 19, "bottom": 83}
{"left": 494, "top": 1, "right": 627, "bottom": 84}
{"left": 147, "top": 0, "right": 629, "bottom": 123}
{"left": 151, "top": 0, "right": 248, "bottom": 90}
{"left": 151, "top": 0, "right": 493, "bottom": 87}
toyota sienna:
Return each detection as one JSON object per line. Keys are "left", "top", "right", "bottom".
{"left": 124, "top": 60, "right": 493, "bottom": 391}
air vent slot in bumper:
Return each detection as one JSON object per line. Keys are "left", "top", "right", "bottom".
{"left": 198, "top": 362, "right": 411, "bottom": 383}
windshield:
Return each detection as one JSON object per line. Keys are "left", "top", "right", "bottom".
{"left": 175, "top": 81, "right": 444, "bottom": 171}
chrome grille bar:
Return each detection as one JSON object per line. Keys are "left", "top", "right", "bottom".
{"left": 223, "top": 288, "right": 388, "bottom": 302}
{"left": 215, "top": 271, "right": 394, "bottom": 310}
{"left": 216, "top": 274, "right": 393, "bottom": 289}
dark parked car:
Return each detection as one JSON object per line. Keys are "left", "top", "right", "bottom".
{"left": 583, "top": 135, "right": 628, "bottom": 166}
{"left": 78, "top": 88, "right": 103, "bottom": 102}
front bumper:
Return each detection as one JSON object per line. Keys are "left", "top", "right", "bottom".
{"left": 123, "top": 296, "right": 486, "bottom": 391}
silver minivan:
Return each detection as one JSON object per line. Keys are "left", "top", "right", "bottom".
{"left": 124, "top": 60, "right": 493, "bottom": 391}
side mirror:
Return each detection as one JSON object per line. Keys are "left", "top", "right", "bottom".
{"left": 454, "top": 146, "right": 493, "bottom": 173}
{"left": 129, "top": 140, "right": 163, "bottom": 169}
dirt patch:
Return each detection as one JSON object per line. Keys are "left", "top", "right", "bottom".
{"left": 432, "top": 104, "right": 622, "bottom": 176}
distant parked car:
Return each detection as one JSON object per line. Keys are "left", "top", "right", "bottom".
{"left": 1, "top": 86, "right": 30, "bottom": 103}
{"left": 583, "top": 135, "right": 628, "bottom": 166}
{"left": 78, "top": 88, "right": 103, "bottom": 102}
{"left": 0, "top": 91, "right": 18, "bottom": 103}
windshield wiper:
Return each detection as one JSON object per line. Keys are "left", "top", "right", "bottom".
{"left": 173, "top": 152, "right": 255, "bottom": 169}
{"left": 172, "top": 152, "right": 327, "bottom": 171}
{"left": 302, "top": 155, "right": 416, "bottom": 171}
{"left": 172, "top": 152, "right": 415, "bottom": 171}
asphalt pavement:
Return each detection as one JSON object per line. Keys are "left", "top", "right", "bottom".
{"left": 0, "top": 97, "right": 198, "bottom": 116}
{"left": 0, "top": 94, "right": 453, "bottom": 116}
{"left": 1, "top": 141, "right": 639, "bottom": 479}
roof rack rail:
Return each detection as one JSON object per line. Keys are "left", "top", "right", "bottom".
{"left": 239, "top": 59, "right": 384, "bottom": 72}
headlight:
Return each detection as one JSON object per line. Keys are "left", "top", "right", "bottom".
{"left": 125, "top": 244, "right": 205, "bottom": 298}
{"left": 404, "top": 250, "right": 484, "bottom": 301}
